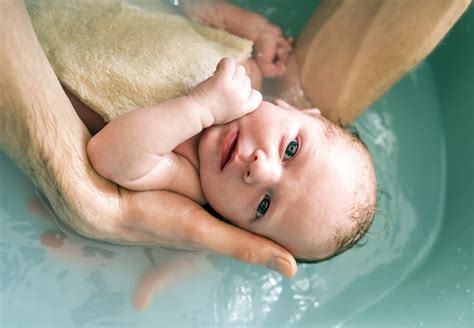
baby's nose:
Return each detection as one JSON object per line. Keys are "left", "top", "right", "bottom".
{"left": 243, "top": 149, "right": 281, "bottom": 185}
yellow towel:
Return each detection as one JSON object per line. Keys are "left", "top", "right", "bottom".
{"left": 28, "top": 0, "right": 253, "bottom": 121}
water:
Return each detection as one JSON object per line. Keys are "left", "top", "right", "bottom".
{"left": 0, "top": 58, "right": 445, "bottom": 326}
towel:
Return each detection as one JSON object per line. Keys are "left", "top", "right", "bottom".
{"left": 28, "top": 0, "right": 253, "bottom": 121}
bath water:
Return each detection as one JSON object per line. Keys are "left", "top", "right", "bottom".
{"left": 1, "top": 0, "right": 449, "bottom": 326}
{"left": 0, "top": 60, "right": 445, "bottom": 327}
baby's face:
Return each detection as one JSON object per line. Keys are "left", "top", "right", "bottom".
{"left": 198, "top": 101, "right": 374, "bottom": 260}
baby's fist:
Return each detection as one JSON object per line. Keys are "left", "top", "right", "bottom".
{"left": 191, "top": 58, "right": 262, "bottom": 125}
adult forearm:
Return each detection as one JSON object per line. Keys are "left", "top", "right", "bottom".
{"left": 0, "top": 0, "right": 72, "bottom": 188}
{"left": 0, "top": 0, "right": 121, "bottom": 238}
{"left": 295, "top": 0, "right": 471, "bottom": 125}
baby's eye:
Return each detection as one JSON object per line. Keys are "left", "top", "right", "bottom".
{"left": 256, "top": 195, "right": 270, "bottom": 218}
{"left": 284, "top": 139, "right": 299, "bottom": 161}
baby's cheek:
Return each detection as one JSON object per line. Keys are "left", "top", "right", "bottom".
{"left": 204, "top": 195, "right": 243, "bottom": 227}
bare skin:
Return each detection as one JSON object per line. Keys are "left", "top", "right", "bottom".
{"left": 86, "top": 54, "right": 374, "bottom": 260}
{"left": 0, "top": 0, "right": 470, "bottom": 287}
{"left": 179, "top": 1, "right": 293, "bottom": 79}
{"left": 0, "top": 0, "right": 297, "bottom": 278}
{"left": 291, "top": 0, "right": 472, "bottom": 125}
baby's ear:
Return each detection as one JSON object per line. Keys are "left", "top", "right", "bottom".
{"left": 302, "top": 108, "right": 321, "bottom": 117}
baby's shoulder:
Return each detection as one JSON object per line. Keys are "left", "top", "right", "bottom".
{"left": 166, "top": 151, "right": 205, "bottom": 204}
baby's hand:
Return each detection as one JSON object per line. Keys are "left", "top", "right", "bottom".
{"left": 254, "top": 25, "right": 294, "bottom": 78}
{"left": 190, "top": 58, "right": 262, "bottom": 125}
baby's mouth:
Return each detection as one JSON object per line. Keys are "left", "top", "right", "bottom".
{"left": 220, "top": 132, "right": 239, "bottom": 171}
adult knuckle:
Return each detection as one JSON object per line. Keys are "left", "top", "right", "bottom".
{"left": 232, "top": 247, "right": 259, "bottom": 264}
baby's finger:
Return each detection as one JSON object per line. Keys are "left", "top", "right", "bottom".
{"left": 214, "top": 57, "right": 236, "bottom": 80}
{"left": 276, "top": 40, "right": 291, "bottom": 59}
{"left": 261, "top": 61, "right": 286, "bottom": 78}
{"left": 274, "top": 98, "right": 292, "bottom": 108}
{"left": 277, "top": 36, "right": 293, "bottom": 52}
{"left": 242, "top": 59, "right": 262, "bottom": 90}
{"left": 246, "top": 89, "right": 263, "bottom": 112}
{"left": 240, "top": 75, "right": 252, "bottom": 98}
{"left": 254, "top": 38, "right": 279, "bottom": 75}
{"left": 255, "top": 45, "right": 286, "bottom": 78}
{"left": 233, "top": 64, "right": 247, "bottom": 82}
{"left": 276, "top": 48, "right": 290, "bottom": 65}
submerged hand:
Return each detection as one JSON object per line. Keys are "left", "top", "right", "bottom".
{"left": 179, "top": 2, "right": 292, "bottom": 79}
{"left": 254, "top": 26, "right": 293, "bottom": 78}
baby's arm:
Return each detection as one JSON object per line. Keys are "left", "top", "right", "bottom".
{"left": 179, "top": 1, "right": 293, "bottom": 78}
{"left": 87, "top": 58, "right": 261, "bottom": 191}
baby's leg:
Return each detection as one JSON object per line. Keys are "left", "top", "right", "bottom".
{"left": 64, "top": 87, "right": 106, "bottom": 135}
{"left": 293, "top": 0, "right": 471, "bottom": 125}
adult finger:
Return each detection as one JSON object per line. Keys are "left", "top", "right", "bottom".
{"left": 180, "top": 206, "right": 297, "bottom": 277}
{"left": 121, "top": 190, "right": 297, "bottom": 277}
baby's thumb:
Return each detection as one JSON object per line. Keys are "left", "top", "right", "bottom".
{"left": 246, "top": 89, "right": 263, "bottom": 113}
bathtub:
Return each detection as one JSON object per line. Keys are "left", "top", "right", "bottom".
{"left": 0, "top": 1, "right": 472, "bottom": 327}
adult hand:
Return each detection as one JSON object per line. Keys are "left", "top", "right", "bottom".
{"left": 113, "top": 188, "right": 297, "bottom": 277}
{"left": 0, "top": 1, "right": 297, "bottom": 278}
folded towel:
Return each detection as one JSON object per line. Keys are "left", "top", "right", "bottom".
{"left": 28, "top": 0, "right": 253, "bottom": 121}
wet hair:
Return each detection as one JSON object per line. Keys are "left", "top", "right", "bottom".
{"left": 203, "top": 114, "right": 378, "bottom": 264}
{"left": 295, "top": 197, "right": 378, "bottom": 264}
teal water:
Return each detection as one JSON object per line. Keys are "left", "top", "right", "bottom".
{"left": 0, "top": 59, "right": 446, "bottom": 326}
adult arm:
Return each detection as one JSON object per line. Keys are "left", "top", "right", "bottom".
{"left": 294, "top": 0, "right": 471, "bottom": 125}
{"left": 0, "top": 0, "right": 296, "bottom": 277}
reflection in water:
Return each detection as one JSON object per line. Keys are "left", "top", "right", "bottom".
{"left": 71, "top": 271, "right": 127, "bottom": 326}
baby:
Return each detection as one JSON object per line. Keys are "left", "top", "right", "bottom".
{"left": 87, "top": 58, "right": 377, "bottom": 261}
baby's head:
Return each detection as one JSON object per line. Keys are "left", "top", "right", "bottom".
{"left": 198, "top": 100, "right": 376, "bottom": 261}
